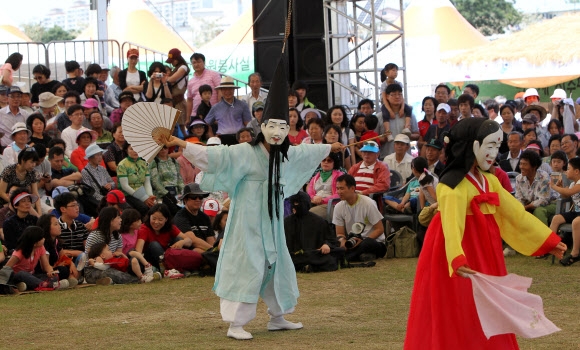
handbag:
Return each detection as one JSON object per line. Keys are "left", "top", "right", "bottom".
{"left": 418, "top": 206, "right": 437, "bottom": 227}
{"left": 385, "top": 226, "right": 419, "bottom": 259}
{"left": 169, "top": 66, "right": 189, "bottom": 104}
{"left": 84, "top": 168, "right": 109, "bottom": 196}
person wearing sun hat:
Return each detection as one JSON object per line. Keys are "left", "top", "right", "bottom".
{"left": 2, "top": 188, "right": 39, "bottom": 252}
{"left": 81, "top": 143, "right": 114, "bottom": 203}
{"left": 2, "top": 122, "right": 31, "bottom": 165}
{"left": 70, "top": 128, "right": 102, "bottom": 171}
{"left": 204, "top": 76, "right": 252, "bottom": 145}
{"left": 347, "top": 140, "right": 390, "bottom": 195}
{"left": 119, "top": 48, "right": 146, "bottom": 102}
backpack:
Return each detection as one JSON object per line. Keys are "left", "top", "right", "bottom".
{"left": 385, "top": 226, "right": 419, "bottom": 258}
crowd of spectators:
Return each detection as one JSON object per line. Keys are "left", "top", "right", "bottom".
{"left": 1, "top": 50, "right": 580, "bottom": 295}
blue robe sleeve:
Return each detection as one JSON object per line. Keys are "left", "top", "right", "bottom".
{"left": 283, "top": 143, "right": 331, "bottom": 197}
{"left": 201, "top": 143, "right": 254, "bottom": 194}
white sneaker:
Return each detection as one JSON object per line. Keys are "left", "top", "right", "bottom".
{"left": 54, "top": 279, "right": 69, "bottom": 289}
{"left": 16, "top": 282, "right": 26, "bottom": 292}
{"left": 401, "top": 128, "right": 412, "bottom": 137}
{"left": 387, "top": 134, "right": 394, "bottom": 142}
{"left": 267, "top": 317, "right": 304, "bottom": 331}
{"left": 140, "top": 274, "right": 154, "bottom": 283}
{"left": 144, "top": 263, "right": 154, "bottom": 276}
{"left": 76, "top": 253, "right": 87, "bottom": 272}
{"left": 227, "top": 325, "right": 253, "bottom": 340}
{"left": 164, "top": 269, "right": 184, "bottom": 279}
{"left": 503, "top": 247, "right": 516, "bottom": 257}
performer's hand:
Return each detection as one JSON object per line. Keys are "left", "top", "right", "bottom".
{"left": 549, "top": 242, "right": 567, "bottom": 260}
{"left": 330, "top": 142, "right": 345, "bottom": 153}
{"left": 157, "top": 134, "right": 187, "bottom": 149}
{"left": 456, "top": 265, "right": 477, "bottom": 278}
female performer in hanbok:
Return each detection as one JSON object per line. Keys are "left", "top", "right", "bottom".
{"left": 404, "top": 118, "right": 566, "bottom": 349}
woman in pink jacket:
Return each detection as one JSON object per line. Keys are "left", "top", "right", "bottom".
{"left": 307, "top": 151, "right": 345, "bottom": 218}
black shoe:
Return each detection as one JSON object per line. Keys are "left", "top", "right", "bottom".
{"left": 359, "top": 253, "right": 377, "bottom": 262}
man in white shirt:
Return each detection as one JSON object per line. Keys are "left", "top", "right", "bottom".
{"left": 383, "top": 134, "right": 413, "bottom": 183}
{"left": 333, "top": 174, "right": 386, "bottom": 262}
{"left": 0, "top": 86, "right": 28, "bottom": 147}
{"left": 242, "top": 73, "right": 268, "bottom": 113}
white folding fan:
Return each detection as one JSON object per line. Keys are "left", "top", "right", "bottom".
{"left": 121, "top": 102, "right": 180, "bottom": 163}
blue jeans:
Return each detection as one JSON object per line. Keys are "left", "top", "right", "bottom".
{"left": 11, "top": 271, "right": 56, "bottom": 290}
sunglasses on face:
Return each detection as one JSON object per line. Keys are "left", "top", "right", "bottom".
{"left": 187, "top": 195, "right": 204, "bottom": 200}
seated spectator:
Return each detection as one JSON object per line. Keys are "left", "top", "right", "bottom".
{"left": 349, "top": 113, "right": 366, "bottom": 162}
{"left": 3, "top": 122, "right": 31, "bottom": 165}
{"left": 62, "top": 60, "right": 85, "bottom": 95}
{"left": 84, "top": 207, "right": 149, "bottom": 284}
{"left": 81, "top": 143, "right": 115, "bottom": 206}
{"left": 324, "top": 105, "right": 353, "bottom": 147}
{"left": 109, "top": 91, "right": 136, "bottom": 125}
{"left": 104, "top": 123, "right": 127, "bottom": 176}
{"left": 119, "top": 208, "right": 143, "bottom": 256}
{"left": 498, "top": 104, "right": 522, "bottom": 154}
{"left": 89, "top": 110, "right": 113, "bottom": 148}
{"left": 288, "top": 108, "right": 308, "bottom": 145}
{"left": 48, "top": 138, "right": 77, "bottom": 171}
{"left": 515, "top": 150, "right": 556, "bottom": 226}
{"left": 302, "top": 118, "right": 324, "bottom": 145}
{"left": 550, "top": 151, "right": 570, "bottom": 187}
{"left": 201, "top": 198, "right": 221, "bottom": 225}
{"left": 348, "top": 141, "right": 390, "bottom": 196}
{"left": 544, "top": 134, "right": 562, "bottom": 164}
{"left": 149, "top": 146, "right": 183, "bottom": 216}
{"left": 383, "top": 134, "right": 413, "bottom": 183}
{"left": 359, "top": 115, "right": 380, "bottom": 145}
{"left": 236, "top": 127, "right": 254, "bottom": 144}
{"left": 30, "top": 64, "right": 60, "bottom": 105}
{"left": 173, "top": 184, "right": 216, "bottom": 252}
{"left": 471, "top": 104, "right": 488, "bottom": 118}
{"left": 3, "top": 189, "right": 39, "bottom": 253}
{"left": 293, "top": 80, "right": 316, "bottom": 110}
{"left": 36, "top": 214, "right": 79, "bottom": 281}
{"left": 0, "top": 185, "right": 20, "bottom": 241}
{"left": 54, "top": 192, "right": 89, "bottom": 270}
{"left": 143, "top": 62, "right": 172, "bottom": 104}
{"left": 384, "top": 157, "right": 427, "bottom": 214}
{"left": 523, "top": 127, "right": 538, "bottom": 148}
{"left": 117, "top": 142, "right": 156, "bottom": 216}
{"left": 457, "top": 93, "right": 474, "bottom": 121}
{"left": 333, "top": 174, "right": 386, "bottom": 262}
{"left": 417, "top": 97, "right": 439, "bottom": 150}
{"left": 323, "top": 124, "right": 350, "bottom": 170}
{"left": 561, "top": 133, "right": 578, "bottom": 161}
{"left": 547, "top": 119, "right": 563, "bottom": 137}
{"left": 55, "top": 91, "right": 80, "bottom": 132}
{"left": 32, "top": 146, "right": 53, "bottom": 208}
{"left": 61, "top": 104, "right": 85, "bottom": 157}
{"left": 81, "top": 97, "right": 113, "bottom": 131}
{"left": 524, "top": 141, "right": 552, "bottom": 174}
{"left": 307, "top": 152, "right": 344, "bottom": 218}
{"left": 36, "top": 92, "right": 62, "bottom": 139}
{"left": 498, "top": 131, "right": 523, "bottom": 173}
{"left": 80, "top": 77, "right": 112, "bottom": 116}
{"left": 26, "top": 113, "right": 52, "bottom": 149}
{"left": 135, "top": 204, "right": 203, "bottom": 277}
{"left": 0, "top": 149, "right": 42, "bottom": 213}
{"left": 48, "top": 146, "right": 81, "bottom": 188}
{"left": 70, "top": 128, "right": 102, "bottom": 171}
{"left": 284, "top": 191, "right": 342, "bottom": 272}
{"left": 549, "top": 157, "right": 580, "bottom": 265}
{"left": 5, "top": 226, "right": 73, "bottom": 292}
{"left": 301, "top": 108, "right": 321, "bottom": 129}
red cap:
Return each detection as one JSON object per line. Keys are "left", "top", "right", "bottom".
{"left": 106, "top": 190, "right": 126, "bottom": 204}
{"left": 166, "top": 48, "right": 181, "bottom": 63}
{"left": 127, "top": 48, "right": 139, "bottom": 59}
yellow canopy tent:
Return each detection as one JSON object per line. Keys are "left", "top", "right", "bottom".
{"left": 0, "top": 24, "right": 32, "bottom": 43}
{"left": 442, "top": 14, "right": 580, "bottom": 88}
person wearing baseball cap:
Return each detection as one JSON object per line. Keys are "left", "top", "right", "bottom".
{"left": 247, "top": 100, "right": 265, "bottom": 136}
{"left": 109, "top": 91, "right": 136, "bottom": 125}
{"left": 166, "top": 48, "right": 190, "bottom": 134}
{"left": 119, "top": 48, "right": 146, "bottom": 102}
{"left": 383, "top": 133, "right": 413, "bottom": 182}
{"left": 421, "top": 103, "right": 451, "bottom": 157}
{"left": 81, "top": 143, "right": 114, "bottom": 204}
{"left": 3, "top": 122, "right": 31, "bottom": 164}
{"left": 0, "top": 85, "right": 8, "bottom": 108}
{"left": 173, "top": 183, "right": 216, "bottom": 251}
{"left": 423, "top": 138, "right": 445, "bottom": 177}
{"left": 347, "top": 140, "right": 390, "bottom": 195}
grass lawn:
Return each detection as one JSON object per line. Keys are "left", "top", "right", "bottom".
{"left": 2, "top": 255, "right": 578, "bottom": 349}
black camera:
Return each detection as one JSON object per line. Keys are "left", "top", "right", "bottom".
{"left": 345, "top": 222, "right": 365, "bottom": 249}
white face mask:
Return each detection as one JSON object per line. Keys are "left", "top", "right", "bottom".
{"left": 261, "top": 119, "right": 289, "bottom": 145}
{"left": 473, "top": 129, "right": 503, "bottom": 171}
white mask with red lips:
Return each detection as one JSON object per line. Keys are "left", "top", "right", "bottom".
{"left": 261, "top": 119, "right": 289, "bottom": 145}
{"left": 473, "top": 129, "right": 503, "bottom": 171}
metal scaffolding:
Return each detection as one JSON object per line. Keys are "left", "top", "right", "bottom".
{"left": 323, "top": 0, "right": 406, "bottom": 111}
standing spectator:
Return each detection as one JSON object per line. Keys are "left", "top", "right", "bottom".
{"left": 484, "top": 99, "right": 500, "bottom": 122}
{"left": 242, "top": 72, "right": 268, "bottom": 113}
{"left": 421, "top": 103, "right": 450, "bottom": 156}
{"left": 186, "top": 52, "right": 221, "bottom": 120}
{"left": 61, "top": 61, "right": 85, "bottom": 95}
{"left": 457, "top": 93, "right": 474, "bottom": 121}
{"left": 288, "top": 89, "right": 300, "bottom": 111}
{"left": 463, "top": 83, "right": 479, "bottom": 100}
{"left": 119, "top": 49, "right": 146, "bottom": 102}
{"left": 195, "top": 84, "right": 213, "bottom": 121}
{"left": 522, "top": 88, "right": 540, "bottom": 107}
{"left": 417, "top": 97, "right": 438, "bottom": 149}
{"left": 30, "top": 64, "right": 59, "bottom": 105}
{"left": 447, "top": 98, "right": 459, "bottom": 127}
{"left": 0, "top": 53, "right": 23, "bottom": 87}
{"left": 498, "top": 104, "right": 523, "bottom": 154}
{"left": 166, "top": 49, "right": 190, "bottom": 125}
{"left": 292, "top": 81, "right": 316, "bottom": 110}
{"left": 204, "top": 77, "right": 252, "bottom": 145}
{"left": 143, "top": 62, "right": 172, "bottom": 104}
{"left": 434, "top": 84, "right": 450, "bottom": 104}
{"left": 347, "top": 141, "right": 390, "bottom": 195}
{"left": 0, "top": 86, "right": 28, "bottom": 147}
{"left": 105, "top": 66, "right": 122, "bottom": 109}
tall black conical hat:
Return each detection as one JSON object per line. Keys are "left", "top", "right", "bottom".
{"left": 261, "top": 54, "right": 289, "bottom": 125}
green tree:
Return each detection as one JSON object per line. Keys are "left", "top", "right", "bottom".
{"left": 451, "top": 0, "right": 523, "bottom": 36}
{"left": 22, "top": 22, "right": 45, "bottom": 42}
{"left": 41, "top": 26, "right": 76, "bottom": 43}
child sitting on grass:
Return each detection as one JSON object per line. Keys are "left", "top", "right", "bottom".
{"left": 549, "top": 157, "right": 580, "bottom": 266}
{"left": 119, "top": 209, "right": 157, "bottom": 278}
